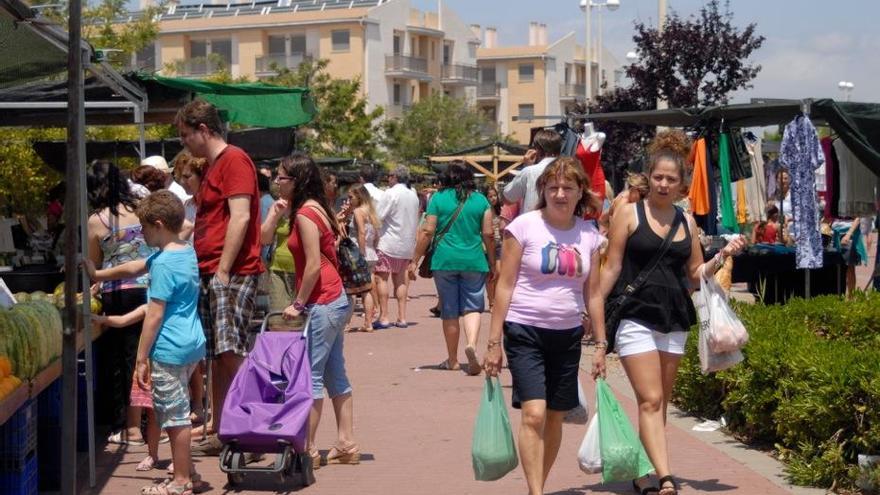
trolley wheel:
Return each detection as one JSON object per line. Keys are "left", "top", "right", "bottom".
{"left": 227, "top": 452, "right": 246, "bottom": 486}
{"left": 295, "top": 452, "right": 316, "bottom": 486}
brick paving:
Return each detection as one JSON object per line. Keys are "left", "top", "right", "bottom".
{"left": 79, "top": 277, "right": 816, "bottom": 494}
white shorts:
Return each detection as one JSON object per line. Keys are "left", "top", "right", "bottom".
{"left": 615, "top": 319, "right": 688, "bottom": 357}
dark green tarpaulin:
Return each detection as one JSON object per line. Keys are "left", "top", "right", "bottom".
{"left": 134, "top": 73, "right": 316, "bottom": 128}
{"left": 585, "top": 99, "right": 880, "bottom": 177}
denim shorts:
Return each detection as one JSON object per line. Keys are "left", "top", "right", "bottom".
{"left": 433, "top": 271, "right": 487, "bottom": 319}
{"left": 305, "top": 292, "right": 353, "bottom": 399}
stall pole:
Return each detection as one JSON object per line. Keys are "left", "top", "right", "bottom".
{"left": 62, "top": 0, "right": 87, "bottom": 490}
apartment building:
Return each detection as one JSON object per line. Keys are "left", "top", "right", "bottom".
{"left": 126, "top": 0, "right": 480, "bottom": 117}
{"left": 475, "top": 23, "right": 621, "bottom": 143}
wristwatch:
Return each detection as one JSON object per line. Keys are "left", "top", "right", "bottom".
{"left": 293, "top": 300, "right": 306, "bottom": 312}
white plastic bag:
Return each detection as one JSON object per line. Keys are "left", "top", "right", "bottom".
{"left": 577, "top": 412, "right": 602, "bottom": 474}
{"left": 563, "top": 379, "right": 589, "bottom": 425}
{"left": 701, "top": 272, "right": 749, "bottom": 353}
{"left": 697, "top": 274, "right": 744, "bottom": 374}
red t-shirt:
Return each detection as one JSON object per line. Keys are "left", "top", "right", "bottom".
{"left": 193, "top": 145, "right": 264, "bottom": 275}
{"left": 288, "top": 206, "right": 343, "bottom": 305}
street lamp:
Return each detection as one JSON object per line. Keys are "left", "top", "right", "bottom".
{"left": 838, "top": 80, "right": 855, "bottom": 101}
{"left": 580, "top": 0, "right": 620, "bottom": 103}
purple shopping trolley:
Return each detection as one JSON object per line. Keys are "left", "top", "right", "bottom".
{"left": 218, "top": 312, "right": 315, "bottom": 487}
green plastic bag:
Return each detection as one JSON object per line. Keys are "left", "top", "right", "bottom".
{"left": 472, "top": 376, "right": 519, "bottom": 481}
{"left": 596, "top": 378, "right": 654, "bottom": 483}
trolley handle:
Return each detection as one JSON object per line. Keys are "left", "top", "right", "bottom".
{"left": 259, "top": 311, "right": 310, "bottom": 338}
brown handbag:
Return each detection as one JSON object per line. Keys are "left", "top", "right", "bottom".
{"left": 418, "top": 195, "right": 468, "bottom": 279}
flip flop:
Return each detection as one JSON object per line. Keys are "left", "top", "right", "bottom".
{"left": 136, "top": 455, "right": 156, "bottom": 471}
{"left": 464, "top": 346, "right": 482, "bottom": 376}
{"left": 437, "top": 360, "right": 461, "bottom": 371}
{"left": 393, "top": 321, "right": 409, "bottom": 328}
{"left": 372, "top": 320, "right": 392, "bottom": 329}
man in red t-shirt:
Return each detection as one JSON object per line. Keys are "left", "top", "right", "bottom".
{"left": 175, "top": 99, "right": 264, "bottom": 455}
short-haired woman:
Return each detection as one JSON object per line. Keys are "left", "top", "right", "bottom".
{"left": 598, "top": 131, "right": 746, "bottom": 494}
{"left": 484, "top": 157, "right": 605, "bottom": 495}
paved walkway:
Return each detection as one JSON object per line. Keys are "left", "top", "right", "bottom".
{"left": 79, "top": 278, "right": 828, "bottom": 494}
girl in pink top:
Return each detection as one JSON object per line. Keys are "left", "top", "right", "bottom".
{"left": 484, "top": 157, "right": 606, "bottom": 495}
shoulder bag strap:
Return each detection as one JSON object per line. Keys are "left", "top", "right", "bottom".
{"left": 432, "top": 193, "right": 468, "bottom": 249}
{"left": 621, "top": 206, "right": 684, "bottom": 296}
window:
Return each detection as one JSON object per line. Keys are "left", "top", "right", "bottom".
{"left": 480, "top": 67, "right": 495, "bottom": 83}
{"left": 290, "top": 35, "right": 306, "bottom": 54}
{"left": 443, "top": 42, "right": 452, "bottom": 65}
{"left": 393, "top": 83, "right": 401, "bottom": 105}
{"left": 331, "top": 30, "right": 350, "bottom": 52}
{"left": 134, "top": 43, "right": 156, "bottom": 71}
{"left": 564, "top": 64, "right": 571, "bottom": 84}
{"left": 211, "top": 39, "right": 232, "bottom": 65}
{"left": 519, "top": 63, "right": 534, "bottom": 82}
{"left": 190, "top": 40, "right": 207, "bottom": 58}
{"left": 468, "top": 43, "right": 477, "bottom": 59}
{"left": 430, "top": 41, "right": 435, "bottom": 61}
{"left": 518, "top": 104, "right": 535, "bottom": 120}
{"left": 268, "top": 36, "right": 286, "bottom": 55}
{"left": 393, "top": 33, "right": 402, "bottom": 55}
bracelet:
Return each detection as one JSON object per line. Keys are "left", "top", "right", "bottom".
{"left": 292, "top": 300, "right": 306, "bottom": 312}
{"left": 594, "top": 340, "right": 608, "bottom": 350}
{"left": 487, "top": 339, "right": 501, "bottom": 348}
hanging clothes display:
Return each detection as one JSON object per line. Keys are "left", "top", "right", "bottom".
{"left": 575, "top": 136, "right": 606, "bottom": 220}
{"left": 728, "top": 129, "right": 754, "bottom": 182}
{"left": 704, "top": 133, "right": 719, "bottom": 235}
{"left": 743, "top": 136, "right": 767, "bottom": 222}
{"left": 820, "top": 137, "right": 839, "bottom": 219}
{"left": 780, "top": 115, "right": 824, "bottom": 269}
{"left": 833, "top": 139, "right": 878, "bottom": 217}
{"left": 718, "top": 133, "right": 739, "bottom": 233}
{"left": 688, "top": 137, "right": 710, "bottom": 216}
{"left": 736, "top": 181, "right": 748, "bottom": 224}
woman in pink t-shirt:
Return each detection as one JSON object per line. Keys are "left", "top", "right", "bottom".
{"left": 484, "top": 157, "right": 606, "bottom": 495}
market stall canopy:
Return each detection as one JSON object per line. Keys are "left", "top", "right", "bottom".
{"left": 132, "top": 74, "right": 317, "bottom": 128}
{"left": 585, "top": 99, "right": 880, "bottom": 177}
{"left": 32, "top": 127, "right": 297, "bottom": 172}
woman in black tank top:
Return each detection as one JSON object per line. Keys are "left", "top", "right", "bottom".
{"left": 592, "top": 131, "right": 747, "bottom": 495}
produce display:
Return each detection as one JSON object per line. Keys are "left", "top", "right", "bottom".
{"left": 0, "top": 356, "right": 21, "bottom": 400}
{"left": 0, "top": 294, "right": 65, "bottom": 381}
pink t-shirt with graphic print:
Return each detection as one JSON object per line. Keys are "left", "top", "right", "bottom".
{"left": 504, "top": 210, "right": 605, "bottom": 329}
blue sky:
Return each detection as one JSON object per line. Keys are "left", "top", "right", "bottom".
{"left": 413, "top": 0, "right": 880, "bottom": 104}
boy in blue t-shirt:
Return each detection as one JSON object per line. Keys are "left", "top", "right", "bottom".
{"left": 87, "top": 190, "right": 205, "bottom": 494}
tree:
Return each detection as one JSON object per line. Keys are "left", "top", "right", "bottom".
{"left": 382, "top": 93, "right": 488, "bottom": 162}
{"left": 626, "top": 0, "right": 765, "bottom": 108}
{"left": 265, "top": 59, "right": 384, "bottom": 160}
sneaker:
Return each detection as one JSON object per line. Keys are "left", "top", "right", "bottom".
{"left": 190, "top": 434, "right": 223, "bottom": 457}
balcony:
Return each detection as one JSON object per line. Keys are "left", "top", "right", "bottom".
{"left": 255, "top": 53, "right": 310, "bottom": 76}
{"left": 385, "top": 54, "right": 431, "bottom": 81}
{"left": 385, "top": 102, "right": 413, "bottom": 119}
{"left": 559, "top": 83, "right": 587, "bottom": 100}
{"left": 477, "top": 82, "right": 501, "bottom": 100}
{"left": 441, "top": 64, "right": 478, "bottom": 85}
{"left": 175, "top": 57, "right": 230, "bottom": 77}
{"left": 479, "top": 121, "right": 500, "bottom": 137}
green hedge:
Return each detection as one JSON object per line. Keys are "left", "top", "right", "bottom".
{"left": 672, "top": 292, "right": 880, "bottom": 490}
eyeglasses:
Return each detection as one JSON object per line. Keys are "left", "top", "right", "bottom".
{"left": 275, "top": 175, "right": 294, "bottom": 182}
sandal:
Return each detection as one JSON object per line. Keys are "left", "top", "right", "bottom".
{"left": 108, "top": 431, "right": 146, "bottom": 446}
{"left": 325, "top": 442, "right": 361, "bottom": 465}
{"left": 136, "top": 455, "right": 156, "bottom": 472}
{"left": 658, "top": 475, "right": 679, "bottom": 495}
{"left": 309, "top": 448, "right": 322, "bottom": 470}
{"left": 464, "top": 346, "right": 481, "bottom": 376}
{"left": 141, "top": 480, "right": 192, "bottom": 495}
{"left": 437, "top": 360, "right": 461, "bottom": 371}
{"left": 632, "top": 477, "right": 659, "bottom": 494}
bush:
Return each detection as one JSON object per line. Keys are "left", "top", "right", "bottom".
{"left": 672, "top": 293, "right": 880, "bottom": 490}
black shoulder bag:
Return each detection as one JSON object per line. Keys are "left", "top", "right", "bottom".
{"left": 605, "top": 207, "right": 683, "bottom": 352}
{"left": 418, "top": 195, "right": 468, "bottom": 279}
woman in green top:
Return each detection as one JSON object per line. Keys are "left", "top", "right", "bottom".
{"left": 260, "top": 197, "right": 298, "bottom": 328}
{"left": 409, "top": 161, "right": 496, "bottom": 375}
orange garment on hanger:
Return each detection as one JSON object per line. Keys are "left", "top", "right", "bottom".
{"left": 736, "top": 180, "right": 748, "bottom": 224}
{"left": 688, "top": 138, "right": 710, "bottom": 215}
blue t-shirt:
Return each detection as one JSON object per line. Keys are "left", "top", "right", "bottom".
{"left": 145, "top": 246, "right": 206, "bottom": 365}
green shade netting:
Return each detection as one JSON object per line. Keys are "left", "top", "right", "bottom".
{"left": 134, "top": 73, "right": 317, "bottom": 128}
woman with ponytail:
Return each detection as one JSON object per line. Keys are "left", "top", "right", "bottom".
{"left": 596, "top": 131, "right": 746, "bottom": 494}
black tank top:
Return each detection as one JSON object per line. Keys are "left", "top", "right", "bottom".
{"left": 611, "top": 201, "right": 697, "bottom": 333}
